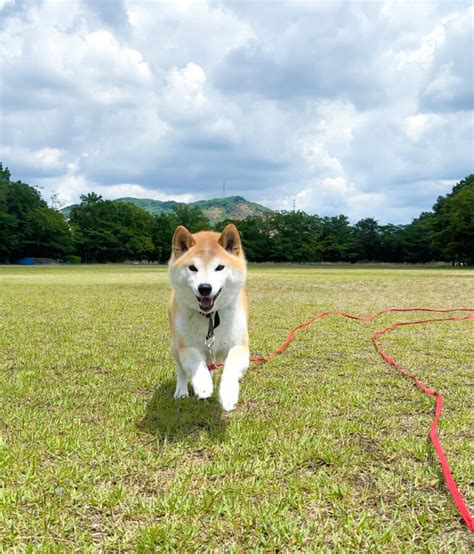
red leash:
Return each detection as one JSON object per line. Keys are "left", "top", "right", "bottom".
{"left": 249, "top": 307, "right": 474, "bottom": 532}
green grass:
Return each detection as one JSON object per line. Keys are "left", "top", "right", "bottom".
{"left": 0, "top": 265, "right": 472, "bottom": 552}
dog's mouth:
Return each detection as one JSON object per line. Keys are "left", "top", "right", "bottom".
{"left": 196, "top": 288, "right": 222, "bottom": 313}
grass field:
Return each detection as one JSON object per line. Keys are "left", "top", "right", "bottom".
{"left": 0, "top": 264, "right": 473, "bottom": 552}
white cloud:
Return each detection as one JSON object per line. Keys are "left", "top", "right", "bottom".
{"left": 206, "top": 117, "right": 241, "bottom": 144}
{"left": 33, "top": 147, "right": 64, "bottom": 170}
{"left": 403, "top": 113, "right": 443, "bottom": 142}
{"left": 394, "top": 23, "right": 446, "bottom": 70}
{"left": 0, "top": 0, "right": 472, "bottom": 223}
{"left": 95, "top": 183, "right": 194, "bottom": 203}
{"left": 423, "top": 63, "right": 464, "bottom": 105}
{"left": 161, "top": 62, "right": 208, "bottom": 122}
{"left": 0, "top": 145, "right": 67, "bottom": 176}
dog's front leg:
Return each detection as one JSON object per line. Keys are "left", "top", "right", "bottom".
{"left": 172, "top": 345, "right": 189, "bottom": 399}
{"left": 179, "top": 346, "right": 213, "bottom": 399}
{"left": 219, "top": 344, "right": 249, "bottom": 411}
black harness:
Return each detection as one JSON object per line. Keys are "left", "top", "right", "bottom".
{"left": 203, "top": 310, "right": 220, "bottom": 369}
{"left": 205, "top": 310, "right": 220, "bottom": 342}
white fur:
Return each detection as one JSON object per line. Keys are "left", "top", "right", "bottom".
{"left": 168, "top": 233, "right": 249, "bottom": 411}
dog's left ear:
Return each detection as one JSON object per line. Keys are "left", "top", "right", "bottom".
{"left": 218, "top": 224, "right": 241, "bottom": 256}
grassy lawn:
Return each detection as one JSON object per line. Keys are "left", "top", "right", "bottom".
{"left": 0, "top": 264, "right": 473, "bottom": 552}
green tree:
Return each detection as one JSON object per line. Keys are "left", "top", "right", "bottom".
{"left": 320, "top": 215, "right": 352, "bottom": 261}
{"left": 70, "top": 195, "right": 155, "bottom": 262}
{"left": 402, "top": 212, "right": 438, "bottom": 263}
{"left": 151, "top": 212, "right": 180, "bottom": 263}
{"left": 0, "top": 165, "right": 18, "bottom": 261}
{"left": 267, "top": 211, "right": 323, "bottom": 262}
{"left": 216, "top": 215, "right": 273, "bottom": 262}
{"left": 350, "top": 218, "right": 382, "bottom": 261}
{"left": 379, "top": 224, "right": 406, "bottom": 263}
{"left": 0, "top": 164, "right": 73, "bottom": 262}
{"left": 24, "top": 206, "right": 74, "bottom": 258}
{"left": 432, "top": 175, "right": 474, "bottom": 264}
{"left": 171, "top": 204, "right": 210, "bottom": 232}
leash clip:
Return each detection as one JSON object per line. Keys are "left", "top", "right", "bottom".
{"left": 204, "top": 333, "right": 215, "bottom": 351}
{"left": 205, "top": 335, "right": 217, "bottom": 371}
{"left": 205, "top": 340, "right": 217, "bottom": 370}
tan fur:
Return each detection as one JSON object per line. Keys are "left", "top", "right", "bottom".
{"left": 169, "top": 229, "right": 247, "bottom": 336}
{"left": 172, "top": 229, "right": 246, "bottom": 270}
{"left": 168, "top": 224, "right": 249, "bottom": 410}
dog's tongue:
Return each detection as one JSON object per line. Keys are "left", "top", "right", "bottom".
{"left": 200, "top": 297, "right": 213, "bottom": 308}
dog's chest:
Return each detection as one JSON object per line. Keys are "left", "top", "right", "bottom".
{"left": 177, "top": 307, "right": 245, "bottom": 357}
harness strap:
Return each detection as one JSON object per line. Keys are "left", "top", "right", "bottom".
{"left": 205, "top": 310, "right": 220, "bottom": 341}
{"left": 203, "top": 311, "right": 220, "bottom": 371}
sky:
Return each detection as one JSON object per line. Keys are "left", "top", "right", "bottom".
{"left": 0, "top": 0, "right": 473, "bottom": 223}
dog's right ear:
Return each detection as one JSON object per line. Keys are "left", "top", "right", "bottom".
{"left": 172, "top": 226, "right": 196, "bottom": 258}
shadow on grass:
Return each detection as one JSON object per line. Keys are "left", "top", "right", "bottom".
{"left": 139, "top": 377, "right": 228, "bottom": 443}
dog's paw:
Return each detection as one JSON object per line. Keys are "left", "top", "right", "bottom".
{"left": 219, "top": 379, "right": 239, "bottom": 412}
{"left": 192, "top": 372, "right": 213, "bottom": 399}
{"left": 174, "top": 384, "right": 189, "bottom": 399}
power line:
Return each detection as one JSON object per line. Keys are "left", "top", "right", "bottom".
{"left": 192, "top": 183, "right": 223, "bottom": 197}
{"left": 193, "top": 180, "right": 233, "bottom": 199}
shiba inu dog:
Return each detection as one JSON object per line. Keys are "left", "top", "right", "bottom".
{"left": 168, "top": 224, "right": 249, "bottom": 411}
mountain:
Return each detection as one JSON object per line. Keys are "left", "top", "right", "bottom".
{"left": 193, "top": 196, "right": 271, "bottom": 223}
{"left": 114, "top": 197, "right": 180, "bottom": 215}
{"left": 62, "top": 195, "right": 271, "bottom": 223}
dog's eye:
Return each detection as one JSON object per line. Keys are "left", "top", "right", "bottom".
{"left": 215, "top": 264, "right": 225, "bottom": 271}
{"left": 189, "top": 265, "right": 198, "bottom": 272}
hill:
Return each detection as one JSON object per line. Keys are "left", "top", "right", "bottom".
{"left": 192, "top": 196, "right": 271, "bottom": 223}
{"left": 115, "top": 197, "right": 180, "bottom": 215}
{"left": 62, "top": 195, "right": 271, "bottom": 223}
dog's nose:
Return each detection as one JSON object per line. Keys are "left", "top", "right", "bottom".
{"left": 198, "top": 283, "right": 212, "bottom": 297}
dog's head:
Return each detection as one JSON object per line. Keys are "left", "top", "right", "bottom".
{"left": 168, "top": 224, "right": 247, "bottom": 313}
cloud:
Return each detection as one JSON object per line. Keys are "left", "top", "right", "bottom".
{"left": 0, "top": 0, "right": 472, "bottom": 224}
{"left": 420, "top": 8, "right": 474, "bottom": 111}
{"left": 212, "top": 15, "right": 390, "bottom": 109}
{"left": 81, "top": 0, "right": 130, "bottom": 34}
{"left": 0, "top": 0, "right": 15, "bottom": 10}
{"left": 161, "top": 62, "right": 208, "bottom": 123}
{"left": 0, "top": 145, "right": 67, "bottom": 178}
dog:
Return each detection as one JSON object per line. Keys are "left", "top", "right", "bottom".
{"left": 168, "top": 224, "right": 249, "bottom": 411}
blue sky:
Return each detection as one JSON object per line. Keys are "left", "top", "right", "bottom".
{"left": 0, "top": 0, "right": 472, "bottom": 223}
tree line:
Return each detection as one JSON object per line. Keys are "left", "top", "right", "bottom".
{"left": 1, "top": 164, "right": 473, "bottom": 265}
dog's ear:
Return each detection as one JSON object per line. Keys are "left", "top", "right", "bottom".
{"left": 218, "top": 224, "right": 241, "bottom": 256}
{"left": 172, "top": 226, "right": 196, "bottom": 258}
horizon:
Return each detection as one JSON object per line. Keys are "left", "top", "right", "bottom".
{"left": 57, "top": 186, "right": 458, "bottom": 226}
